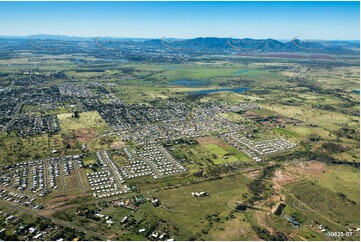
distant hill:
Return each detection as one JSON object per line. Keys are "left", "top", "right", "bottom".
{"left": 0, "top": 35, "right": 358, "bottom": 54}
{"left": 143, "top": 37, "right": 359, "bottom": 53}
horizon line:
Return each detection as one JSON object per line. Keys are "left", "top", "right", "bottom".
{"left": 0, "top": 34, "right": 359, "bottom": 41}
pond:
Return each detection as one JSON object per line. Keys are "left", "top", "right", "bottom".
{"left": 187, "top": 87, "right": 250, "bottom": 95}
{"left": 170, "top": 79, "right": 211, "bottom": 87}
{"left": 100, "top": 59, "right": 128, "bottom": 63}
{"left": 234, "top": 70, "right": 250, "bottom": 74}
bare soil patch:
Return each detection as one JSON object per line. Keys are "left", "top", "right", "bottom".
{"left": 243, "top": 169, "right": 261, "bottom": 180}
{"left": 110, "top": 141, "right": 126, "bottom": 149}
{"left": 255, "top": 211, "right": 275, "bottom": 234}
{"left": 73, "top": 128, "right": 96, "bottom": 142}
{"left": 196, "top": 136, "right": 230, "bottom": 149}
{"left": 288, "top": 161, "right": 326, "bottom": 176}
{"left": 272, "top": 169, "right": 299, "bottom": 185}
{"left": 45, "top": 193, "right": 90, "bottom": 205}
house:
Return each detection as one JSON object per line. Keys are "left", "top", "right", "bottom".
{"left": 192, "top": 191, "right": 209, "bottom": 197}
{"left": 28, "top": 227, "right": 37, "bottom": 234}
{"left": 33, "top": 233, "right": 43, "bottom": 240}
{"left": 5, "top": 215, "right": 15, "bottom": 221}
{"left": 94, "top": 212, "right": 104, "bottom": 218}
{"left": 121, "top": 216, "right": 128, "bottom": 224}
{"left": 106, "top": 220, "right": 114, "bottom": 225}
{"left": 150, "top": 198, "right": 161, "bottom": 207}
{"left": 150, "top": 231, "right": 159, "bottom": 239}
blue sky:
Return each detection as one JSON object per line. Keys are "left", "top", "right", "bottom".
{"left": 0, "top": 1, "right": 359, "bottom": 40}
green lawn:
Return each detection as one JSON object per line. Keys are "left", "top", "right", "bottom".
{"left": 204, "top": 144, "right": 251, "bottom": 164}
{"left": 272, "top": 127, "right": 299, "bottom": 137}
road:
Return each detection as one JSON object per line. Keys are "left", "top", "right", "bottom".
{"left": 1, "top": 101, "right": 25, "bottom": 133}
{"left": 270, "top": 180, "right": 344, "bottom": 228}
{"left": 1, "top": 199, "right": 107, "bottom": 240}
{"left": 73, "top": 160, "right": 84, "bottom": 192}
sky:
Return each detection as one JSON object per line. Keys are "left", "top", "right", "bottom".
{"left": 0, "top": 1, "right": 359, "bottom": 40}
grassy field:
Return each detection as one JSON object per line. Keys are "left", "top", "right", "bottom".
{"left": 203, "top": 144, "right": 251, "bottom": 164}
{"left": 296, "top": 226, "right": 328, "bottom": 241}
{"left": 0, "top": 111, "right": 118, "bottom": 165}
{"left": 203, "top": 212, "right": 260, "bottom": 240}
{"left": 145, "top": 174, "right": 258, "bottom": 240}
{"left": 197, "top": 136, "right": 252, "bottom": 164}
{"left": 168, "top": 138, "right": 253, "bottom": 174}
{"left": 304, "top": 164, "right": 360, "bottom": 203}
{"left": 272, "top": 128, "right": 299, "bottom": 137}
{"left": 261, "top": 104, "right": 356, "bottom": 131}
{"left": 58, "top": 111, "right": 109, "bottom": 132}
{"left": 243, "top": 161, "right": 361, "bottom": 241}
{"left": 0, "top": 131, "right": 120, "bottom": 165}
{"left": 0, "top": 132, "right": 64, "bottom": 165}
{"left": 285, "top": 175, "right": 359, "bottom": 228}
{"left": 57, "top": 111, "right": 120, "bottom": 154}
{"left": 218, "top": 159, "right": 358, "bottom": 240}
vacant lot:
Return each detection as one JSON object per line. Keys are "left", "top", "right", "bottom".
{"left": 147, "top": 174, "right": 257, "bottom": 240}
{"left": 286, "top": 179, "right": 359, "bottom": 227}
{"left": 197, "top": 136, "right": 252, "bottom": 164}
{"left": 58, "top": 111, "right": 109, "bottom": 132}
{"left": 0, "top": 133, "right": 63, "bottom": 164}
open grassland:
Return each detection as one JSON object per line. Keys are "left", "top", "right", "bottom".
{"left": 146, "top": 174, "right": 259, "bottom": 240}
{"left": 260, "top": 104, "right": 353, "bottom": 130}
{"left": 272, "top": 127, "right": 299, "bottom": 137}
{"left": 21, "top": 104, "right": 73, "bottom": 115}
{"left": 203, "top": 144, "right": 250, "bottom": 164}
{"left": 153, "top": 63, "right": 266, "bottom": 81}
{"left": 287, "top": 180, "right": 359, "bottom": 226}
{"left": 299, "top": 164, "right": 360, "bottom": 203}
{"left": 169, "top": 139, "right": 253, "bottom": 174}
{"left": 259, "top": 102, "right": 359, "bottom": 160}
{"left": 301, "top": 66, "right": 360, "bottom": 91}
{"left": 203, "top": 212, "right": 261, "bottom": 241}
{"left": 252, "top": 162, "right": 361, "bottom": 241}
{"left": 58, "top": 111, "right": 109, "bottom": 132}
{"left": 0, "top": 133, "right": 64, "bottom": 165}
{"left": 296, "top": 226, "right": 328, "bottom": 241}
{"left": 57, "top": 111, "right": 120, "bottom": 153}
{"left": 280, "top": 163, "right": 360, "bottom": 230}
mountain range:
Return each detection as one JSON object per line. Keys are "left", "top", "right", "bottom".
{"left": 0, "top": 35, "right": 359, "bottom": 54}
